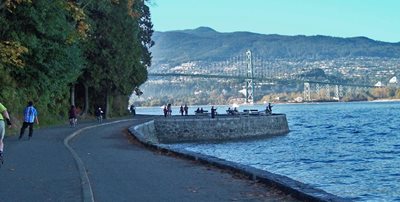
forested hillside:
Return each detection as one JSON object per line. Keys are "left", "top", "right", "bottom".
{"left": 140, "top": 27, "right": 400, "bottom": 106}
{"left": 151, "top": 27, "right": 400, "bottom": 66}
{"left": 0, "top": 0, "right": 153, "bottom": 126}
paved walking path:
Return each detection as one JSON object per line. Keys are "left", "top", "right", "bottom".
{"left": 0, "top": 115, "right": 297, "bottom": 202}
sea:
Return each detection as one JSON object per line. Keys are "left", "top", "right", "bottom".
{"left": 135, "top": 101, "right": 400, "bottom": 201}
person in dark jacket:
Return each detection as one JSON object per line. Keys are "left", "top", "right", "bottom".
{"left": 211, "top": 106, "right": 217, "bottom": 118}
{"left": 184, "top": 104, "right": 188, "bottom": 115}
{"left": 130, "top": 104, "right": 136, "bottom": 117}
{"left": 95, "top": 107, "right": 104, "bottom": 123}
{"left": 180, "top": 105, "right": 184, "bottom": 116}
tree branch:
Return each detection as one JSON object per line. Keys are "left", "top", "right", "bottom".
{"left": 80, "top": 0, "right": 95, "bottom": 9}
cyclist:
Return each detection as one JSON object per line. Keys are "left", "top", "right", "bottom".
{"left": 68, "top": 105, "right": 78, "bottom": 127}
{"left": 95, "top": 107, "right": 103, "bottom": 123}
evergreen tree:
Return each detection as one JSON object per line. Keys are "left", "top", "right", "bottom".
{"left": 0, "top": 0, "right": 153, "bottom": 123}
{"left": 79, "top": 0, "right": 153, "bottom": 117}
{"left": 0, "top": 0, "right": 86, "bottom": 123}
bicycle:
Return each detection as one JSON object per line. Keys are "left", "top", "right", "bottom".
{"left": 69, "top": 118, "right": 77, "bottom": 127}
{"left": 96, "top": 115, "right": 103, "bottom": 123}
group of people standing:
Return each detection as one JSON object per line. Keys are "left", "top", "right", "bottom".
{"left": 0, "top": 101, "right": 39, "bottom": 164}
{"left": 162, "top": 105, "right": 219, "bottom": 118}
{"left": 163, "top": 104, "right": 190, "bottom": 117}
{"left": 179, "top": 104, "right": 189, "bottom": 116}
{"left": 163, "top": 104, "right": 172, "bottom": 117}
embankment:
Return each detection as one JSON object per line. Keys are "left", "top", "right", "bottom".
{"left": 129, "top": 115, "right": 349, "bottom": 202}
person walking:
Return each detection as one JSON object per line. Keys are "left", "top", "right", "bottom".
{"left": 167, "top": 103, "right": 172, "bottom": 116}
{"left": 0, "top": 102, "right": 12, "bottom": 164}
{"left": 163, "top": 106, "right": 168, "bottom": 117}
{"left": 266, "top": 103, "right": 273, "bottom": 115}
{"left": 184, "top": 104, "right": 188, "bottom": 116}
{"left": 211, "top": 106, "right": 217, "bottom": 118}
{"left": 180, "top": 105, "right": 184, "bottom": 116}
{"left": 130, "top": 104, "right": 136, "bottom": 117}
{"left": 19, "top": 101, "right": 39, "bottom": 140}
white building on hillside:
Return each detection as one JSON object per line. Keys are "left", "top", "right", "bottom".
{"left": 388, "top": 76, "right": 398, "bottom": 87}
{"left": 389, "top": 76, "right": 397, "bottom": 84}
{"left": 375, "top": 81, "right": 383, "bottom": 87}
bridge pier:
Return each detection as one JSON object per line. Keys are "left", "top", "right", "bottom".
{"left": 304, "top": 82, "right": 311, "bottom": 101}
{"left": 315, "top": 83, "right": 321, "bottom": 100}
{"left": 304, "top": 83, "right": 347, "bottom": 101}
{"left": 324, "top": 84, "right": 330, "bottom": 100}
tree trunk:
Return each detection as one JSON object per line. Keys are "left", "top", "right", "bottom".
{"left": 105, "top": 89, "right": 110, "bottom": 119}
{"left": 82, "top": 83, "right": 89, "bottom": 115}
{"left": 105, "top": 88, "right": 114, "bottom": 119}
{"left": 70, "top": 84, "right": 75, "bottom": 106}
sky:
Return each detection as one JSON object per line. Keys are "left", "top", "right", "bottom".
{"left": 149, "top": 0, "right": 400, "bottom": 43}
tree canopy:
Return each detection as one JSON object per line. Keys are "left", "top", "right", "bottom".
{"left": 0, "top": 0, "right": 153, "bottom": 124}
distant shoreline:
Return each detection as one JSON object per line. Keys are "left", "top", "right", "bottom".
{"left": 273, "top": 98, "right": 400, "bottom": 105}
{"left": 136, "top": 99, "right": 400, "bottom": 108}
{"left": 370, "top": 98, "right": 400, "bottom": 102}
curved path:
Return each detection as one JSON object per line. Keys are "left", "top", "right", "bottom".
{"left": 0, "top": 115, "right": 297, "bottom": 201}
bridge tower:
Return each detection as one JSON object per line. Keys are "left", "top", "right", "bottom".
{"left": 245, "top": 50, "right": 254, "bottom": 104}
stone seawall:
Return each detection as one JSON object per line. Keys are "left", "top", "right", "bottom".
{"left": 154, "top": 114, "right": 289, "bottom": 143}
{"left": 129, "top": 116, "right": 348, "bottom": 202}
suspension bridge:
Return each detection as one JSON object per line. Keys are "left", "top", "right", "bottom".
{"left": 148, "top": 50, "right": 396, "bottom": 103}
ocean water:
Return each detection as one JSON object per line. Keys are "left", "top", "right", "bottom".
{"left": 136, "top": 102, "right": 400, "bottom": 201}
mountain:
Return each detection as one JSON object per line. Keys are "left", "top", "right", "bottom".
{"left": 150, "top": 27, "right": 400, "bottom": 66}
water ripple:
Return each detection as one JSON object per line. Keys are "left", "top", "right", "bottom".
{"left": 169, "top": 102, "right": 400, "bottom": 201}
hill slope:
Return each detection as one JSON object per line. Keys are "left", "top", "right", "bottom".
{"left": 151, "top": 27, "right": 400, "bottom": 66}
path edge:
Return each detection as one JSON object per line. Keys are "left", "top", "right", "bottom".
{"left": 129, "top": 120, "right": 352, "bottom": 202}
{"left": 63, "top": 119, "right": 132, "bottom": 202}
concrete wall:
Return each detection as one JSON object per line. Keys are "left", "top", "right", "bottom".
{"left": 131, "top": 120, "right": 159, "bottom": 144}
{"left": 129, "top": 117, "right": 347, "bottom": 202}
{"left": 154, "top": 114, "right": 289, "bottom": 143}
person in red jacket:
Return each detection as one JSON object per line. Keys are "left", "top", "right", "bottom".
{"left": 69, "top": 105, "right": 78, "bottom": 127}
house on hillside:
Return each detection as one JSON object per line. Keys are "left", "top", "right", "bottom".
{"left": 374, "top": 81, "right": 383, "bottom": 87}
{"left": 388, "top": 76, "right": 398, "bottom": 87}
